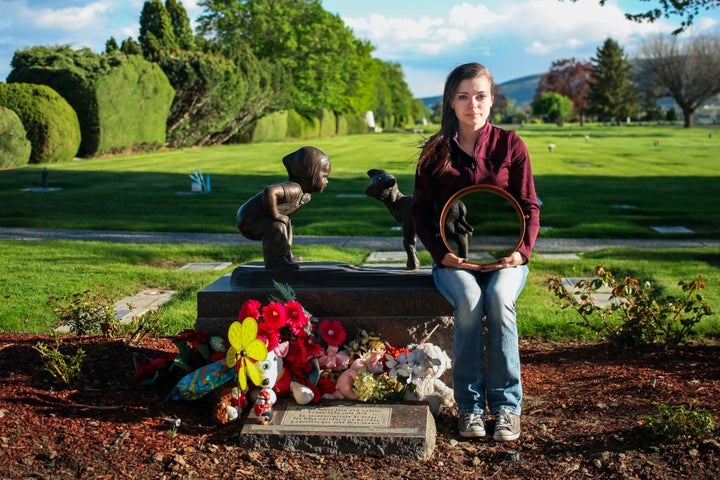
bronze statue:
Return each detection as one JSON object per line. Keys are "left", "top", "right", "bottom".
{"left": 237, "top": 146, "right": 331, "bottom": 270}
{"left": 365, "top": 168, "right": 472, "bottom": 270}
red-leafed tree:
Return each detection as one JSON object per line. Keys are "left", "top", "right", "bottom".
{"left": 533, "top": 58, "right": 593, "bottom": 124}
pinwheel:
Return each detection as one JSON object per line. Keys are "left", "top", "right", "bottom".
{"left": 226, "top": 317, "right": 268, "bottom": 392}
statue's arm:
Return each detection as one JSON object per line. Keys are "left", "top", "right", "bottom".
{"left": 262, "top": 183, "right": 303, "bottom": 222}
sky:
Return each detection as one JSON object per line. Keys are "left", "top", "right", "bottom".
{"left": 0, "top": 0, "right": 718, "bottom": 98}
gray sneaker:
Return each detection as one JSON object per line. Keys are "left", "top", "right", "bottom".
{"left": 458, "top": 413, "right": 486, "bottom": 438}
{"left": 493, "top": 409, "right": 521, "bottom": 441}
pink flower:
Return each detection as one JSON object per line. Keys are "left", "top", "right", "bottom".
{"left": 239, "top": 299, "right": 262, "bottom": 320}
{"left": 285, "top": 300, "right": 309, "bottom": 334}
{"left": 319, "top": 319, "right": 346, "bottom": 347}
{"left": 261, "top": 301, "right": 287, "bottom": 330}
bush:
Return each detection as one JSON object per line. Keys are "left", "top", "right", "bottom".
{"left": 248, "top": 110, "right": 288, "bottom": 143}
{"left": 644, "top": 400, "right": 716, "bottom": 440}
{"left": 0, "top": 106, "right": 31, "bottom": 168}
{"left": 9, "top": 47, "right": 174, "bottom": 156}
{"left": 94, "top": 55, "right": 174, "bottom": 154}
{"left": 343, "top": 113, "right": 369, "bottom": 135}
{"left": 0, "top": 82, "right": 80, "bottom": 164}
{"left": 48, "top": 290, "right": 118, "bottom": 337}
{"left": 548, "top": 265, "right": 713, "bottom": 349}
{"left": 286, "top": 110, "right": 320, "bottom": 139}
{"left": 34, "top": 335, "right": 86, "bottom": 386}
{"left": 318, "top": 108, "right": 337, "bottom": 137}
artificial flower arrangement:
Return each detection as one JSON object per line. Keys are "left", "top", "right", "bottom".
{"left": 135, "top": 282, "right": 454, "bottom": 423}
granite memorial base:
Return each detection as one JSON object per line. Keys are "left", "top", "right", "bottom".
{"left": 238, "top": 398, "right": 436, "bottom": 460}
{"left": 195, "top": 262, "right": 455, "bottom": 356}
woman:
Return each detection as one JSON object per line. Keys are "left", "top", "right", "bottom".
{"left": 411, "top": 63, "right": 540, "bottom": 440}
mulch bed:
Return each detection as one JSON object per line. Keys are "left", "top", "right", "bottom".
{"left": 1, "top": 334, "right": 718, "bottom": 479}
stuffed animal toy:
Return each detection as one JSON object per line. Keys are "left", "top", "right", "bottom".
{"left": 208, "top": 343, "right": 286, "bottom": 425}
{"left": 209, "top": 383, "right": 241, "bottom": 425}
{"left": 402, "top": 343, "right": 455, "bottom": 415}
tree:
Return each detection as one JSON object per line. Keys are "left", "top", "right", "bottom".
{"left": 532, "top": 92, "right": 573, "bottom": 126}
{"left": 105, "top": 37, "right": 119, "bottom": 53}
{"left": 587, "top": 38, "right": 638, "bottom": 124}
{"left": 197, "top": 0, "right": 410, "bottom": 118}
{"left": 637, "top": 34, "right": 720, "bottom": 128}
{"left": 166, "top": 0, "right": 195, "bottom": 50}
{"left": 534, "top": 58, "right": 592, "bottom": 124}
{"left": 120, "top": 37, "right": 142, "bottom": 55}
{"left": 139, "top": 0, "right": 178, "bottom": 60}
{"left": 568, "top": 0, "right": 720, "bottom": 33}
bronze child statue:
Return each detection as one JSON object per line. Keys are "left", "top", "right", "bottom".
{"left": 236, "top": 146, "right": 331, "bottom": 270}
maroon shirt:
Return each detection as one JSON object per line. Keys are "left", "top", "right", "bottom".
{"left": 411, "top": 123, "right": 540, "bottom": 265}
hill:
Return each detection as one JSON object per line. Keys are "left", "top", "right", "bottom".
{"left": 420, "top": 73, "right": 542, "bottom": 110}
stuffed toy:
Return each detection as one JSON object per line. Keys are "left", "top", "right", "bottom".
{"left": 208, "top": 343, "right": 286, "bottom": 425}
{"left": 209, "top": 382, "right": 241, "bottom": 425}
{"left": 402, "top": 343, "right": 455, "bottom": 415}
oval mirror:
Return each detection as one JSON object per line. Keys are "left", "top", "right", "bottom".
{"left": 438, "top": 184, "right": 527, "bottom": 265}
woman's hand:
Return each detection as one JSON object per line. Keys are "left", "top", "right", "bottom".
{"left": 440, "top": 252, "right": 481, "bottom": 271}
{"left": 477, "top": 251, "right": 525, "bottom": 272}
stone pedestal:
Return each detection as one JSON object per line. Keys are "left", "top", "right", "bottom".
{"left": 239, "top": 399, "right": 436, "bottom": 460}
{"left": 195, "top": 262, "right": 454, "bottom": 353}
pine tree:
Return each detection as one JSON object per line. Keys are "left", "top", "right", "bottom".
{"left": 588, "top": 38, "right": 638, "bottom": 124}
{"left": 139, "top": 0, "right": 178, "bottom": 61}
{"left": 165, "top": 0, "right": 195, "bottom": 51}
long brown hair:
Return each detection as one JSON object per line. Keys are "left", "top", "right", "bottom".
{"left": 418, "top": 63, "right": 495, "bottom": 176}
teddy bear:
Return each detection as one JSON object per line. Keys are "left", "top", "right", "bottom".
{"left": 209, "top": 382, "right": 241, "bottom": 425}
{"left": 401, "top": 343, "right": 455, "bottom": 416}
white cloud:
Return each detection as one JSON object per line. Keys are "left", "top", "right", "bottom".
{"left": 32, "top": 1, "right": 112, "bottom": 31}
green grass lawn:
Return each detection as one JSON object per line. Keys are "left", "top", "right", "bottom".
{"left": 1, "top": 123, "right": 718, "bottom": 338}
{"left": 1, "top": 124, "right": 718, "bottom": 238}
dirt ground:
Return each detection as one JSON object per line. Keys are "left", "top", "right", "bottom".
{"left": 1, "top": 334, "right": 718, "bottom": 480}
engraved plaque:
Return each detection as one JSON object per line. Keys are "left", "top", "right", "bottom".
{"left": 282, "top": 405, "right": 392, "bottom": 428}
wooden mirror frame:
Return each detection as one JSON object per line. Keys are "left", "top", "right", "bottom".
{"left": 438, "top": 184, "right": 527, "bottom": 265}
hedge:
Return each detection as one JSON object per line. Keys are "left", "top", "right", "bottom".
{"left": 0, "top": 83, "right": 80, "bottom": 164}
{"left": 0, "top": 106, "right": 32, "bottom": 168}
{"left": 286, "top": 110, "right": 321, "bottom": 140}
{"left": 249, "top": 110, "right": 288, "bottom": 143}
{"left": 8, "top": 46, "right": 173, "bottom": 156}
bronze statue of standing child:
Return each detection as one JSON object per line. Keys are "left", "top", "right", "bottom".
{"left": 236, "top": 146, "right": 331, "bottom": 270}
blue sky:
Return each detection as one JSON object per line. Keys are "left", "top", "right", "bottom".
{"left": 1, "top": 0, "right": 717, "bottom": 97}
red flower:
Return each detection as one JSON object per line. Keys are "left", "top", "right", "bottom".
{"left": 319, "top": 319, "right": 346, "bottom": 347}
{"left": 134, "top": 354, "right": 174, "bottom": 384}
{"left": 239, "top": 299, "right": 262, "bottom": 320}
{"left": 385, "top": 345, "right": 410, "bottom": 362}
{"left": 172, "top": 329, "right": 209, "bottom": 350}
{"left": 261, "top": 301, "right": 287, "bottom": 329}
{"left": 257, "top": 322, "right": 280, "bottom": 351}
{"left": 303, "top": 336, "right": 324, "bottom": 358}
{"left": 317, "top": 377, "right": 336, "bottom": 395}
{"left": 285, "top": 341, "right": 308, "bottom": 368}
{"left": 285, "top": 300, "right": 308, "bottom": 334}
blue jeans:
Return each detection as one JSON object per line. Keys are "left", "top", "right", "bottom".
{"left": 433, "top": 264, "right": 528, "bottom": 417}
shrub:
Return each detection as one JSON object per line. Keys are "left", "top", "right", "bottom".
{"left": 0, "top": 106, "right": 31, "bottom": 168}
{"left": 248, "top": 110, "right": 288, "bottom": 143}
{"left": 644, "top": 400, "right": 716, "bottom": 440}
{"left": 9, "top": 46, "right": 174, "bottom": 156}
{"left": 318, "top": 108, "right": 337, "bottom": 137}
{"left": 286, "top": 110, "right": 320, "bottom": 139}
{"left": 48, "top": 290, "right": 118, "bottom": 337}
{"left": 34, "top": 335, "right": 86, "bottom": 386}
{"left": 343, "top": 113, "right": 368, "bottom": 135}
{"left": 548, "top": 265, "right": 713, "bottom": 349}
{"left": 0, "top": 82, "right": 80, "bottom": 164}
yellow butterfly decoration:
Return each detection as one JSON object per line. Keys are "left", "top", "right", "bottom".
{"left": 226, "top": 317, "right": 268, "bottom": 392}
